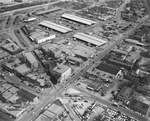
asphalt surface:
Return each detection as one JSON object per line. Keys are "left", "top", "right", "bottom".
{"left": 19, "top": 15, "right": 150, "bottom": 121}
{"left": 0, "top": 1, "right": 149, "bottom": 121}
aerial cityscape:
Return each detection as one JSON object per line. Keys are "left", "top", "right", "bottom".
{"left": 0, "top": 0, "right": 150, "bottom": 121}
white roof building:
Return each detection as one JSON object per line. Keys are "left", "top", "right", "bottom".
{"left": 35, "top": 35, "right": 56, "bottom": 44}
{"left": 73, "top": 32, "right": 107, "bottom": 46}
{"left": 61, "top": 13, "right": 96, "bottom": 25}
{"left": 39, "top": 21, "right": 72, "bottom": 33}
{"left": 24, "top": 52, "right": 38, "bottom": 68}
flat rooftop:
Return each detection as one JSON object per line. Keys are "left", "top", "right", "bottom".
{"left": 54, "top": 64, "right": 71, "bottom": 74}
{"left": 61, "top": 13, "right": 96, "bottom": 25}
{"left": 39, "top": 21, "right": 72, "bottom": 33}
{"left": 67, "top": 56, "right": 83, "bottom": 63}
{"left": 18, "top": 89, "right": 36, "bottom": 102}
{"left": 129, "top": 99, "right": 149, "bottom": 115}
{"left": 2, "top": 42, "right": 22, "bottom": 54}
{"left": 24, "top": 52, "right": 37, "bottom": 64}
{"left": 43, "top": 110, "right": 55, "bottom": 119}
{"left": 73, "top": 33, "right": 107, "bottom": 46}
{"left": 35, "top": 114, "right": 51, "bottom": 121}
{"left": 0, "top": 83, "right": 12, "bottom": 93}
{"left": 48, "top": 103, "right": 63, "bottom": 114}
{"left": 14, "top": 64, "right": 31, "bottom": 74}
{"left": 96, "top": 62, "right": 120, "bottom": 75}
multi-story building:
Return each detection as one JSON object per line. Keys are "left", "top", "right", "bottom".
{"left": 117, "top": 86, "right": 132, "bottom": 103}
{"left": 24, "top": 52, "right": 38, "bottom": 69}
{"left": 53, "top": 64, "right": 71, "bottom": 83}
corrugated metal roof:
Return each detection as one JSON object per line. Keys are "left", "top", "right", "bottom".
{"left": 39, "top": 21, "right": 72, "bottom": 33}
{"left": 36, "top": 35, "right": 55, "bottom": 44}
{"left": 62, "top": 13, "right": 96, "bottom": 25}
{"left": 73, "top": 33, "right": 107, "bottom": 46}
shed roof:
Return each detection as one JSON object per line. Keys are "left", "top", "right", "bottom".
{"left": 73, "top": 33, "right": 107, "bottom": 46}
{"left": 39, "top": 21, "right": 72, "bottom": 33}
{"left": 62, "top": 13, "right": 96, "bottom": 25}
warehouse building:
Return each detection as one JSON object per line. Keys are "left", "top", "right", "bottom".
{"left": 34, "top": 35, "right": 55, "bottom": 44}
{"left": 53, "top": 64, "right": 71, "bottom": 83}
{"left": 29, "top": 30, "right": 56, "bottom": 44}
{"left": 61, "top": 13, "right": 96, "bottom": 25}
{"left": 39, "top": 21, "right": 72, "bottom": 34}
{"left": 73, "top": 33, "right": 107, "bottom": 46}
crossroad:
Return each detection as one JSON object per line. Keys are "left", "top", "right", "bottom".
{"left": 0, "top": 0, "right": 149, "bottom": 121}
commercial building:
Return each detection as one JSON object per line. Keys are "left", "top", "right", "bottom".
{"left": 42, "top": 44, "right": 65, "bottom": 58}
{"left": 41, "top": 43, "right": 58, "bottom": 54}
{"left": 53, "top": 64, "right": 71, "bottom": 83}
{"left": 24, "top": 52, "right": 38, "bottom": 68}
{"left": 117, "top": 86, "right": 132, "bottom": 103}
{"left": 96, "top": 62, "right": 122, "bottom": 78}
{"left": 29, "top": 30, "right": 56, "bottom": 44}
{"left": 50, "top": 46, "right": 62, "bottom": 58}
{"left": 14, "top": 64, "right": 31, "bottom": 75}
{"left": 48, "top": 103, "right": 63, "bottom": 114}
{"left": 73, "top": 50, "right": 89, "bottom": 61}
{"left": 39, "top": 21, "right": 72, "bottom": 34}
{"left": 67, "top": 56, "right": 83, "bottom": 66}
{"left": 2, "top": 86, "right": 19, "bottom": 100}
{"left": 61, "top": 13, "right": 96, "bottom": 25}
{"left": 73, "top": 45, "right": 95, "bottom": 58}
{"left": 103, "top": 56, "right": 135, "bottom": 70}
{"left": 1, "top": 42, "right": 23, "bottom": 55}
{"left": 17, "top": 89, "right": 39, "bottom": 104}
{"left": 30, "top": 31, "right": 48, "bottom": 39}
{"left": 0, "top": 83, "right": 12, "bottom": 93}
{"left": 35, "top": 100, "right": 63, "bottom": 121}
{"left": 0, "top": 83, "right": 26, "bottom": 118}
{"left": 1, "top": 105, "right": 25, "bottom": 119}
{"left": 73, "top": 33, "right": 107, "bottom": 46}
{"left": 125, "top": 39, "right": 144, "bottom": 46}
{"left": 0, "top": 50, "right": 9, "bottom": 60}
{"left": 128, "top": 98, "right": 149, "bottom": 115}
{"left": 35, "top": 35, "right": 55, "bottom": 44}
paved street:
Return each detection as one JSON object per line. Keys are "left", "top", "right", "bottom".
{"left": 0, "top": 0, "right": 149, "bottom": 121}
{"left": 17, "top": 4, "right": 150, "bottom": 121}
